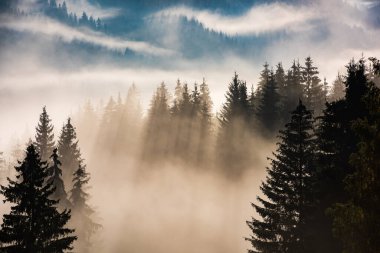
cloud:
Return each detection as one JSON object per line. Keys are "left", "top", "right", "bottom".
{"left": 0, "top": 15, "right": 175, "bottom": 57}
{"left": 153, "top": 3, "right": 318, "bottom": 36}
{"left": 58, "top": 0, "right": 121, "bottom": 19}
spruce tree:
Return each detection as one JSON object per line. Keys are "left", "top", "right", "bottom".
{"left": 282, "top": 61, "right": 304, "bottom": 123}
{"left": 197, "top": 79, "right": 213, "bottom": 166}
{"left": 275, "top": 62, "right": 286, "bottom": 100}
{"left": 328, "top": 74, "right": 345, "bottom": 101}
{"left": 70, "top": 163, "right": 100, "bottom": 253}
{"left": 256, "top": 69, "right": 281, "bottom": 134}
{"left": 247, "top": 101, "right": 315, "bottom": 253}
{"left": 0, "top": 144, "right": 76, "bottom": 252}
{"left": 58, "top": 118, "right": 82, "bottom": 189}
{"left": 118, "top": 84, "right": 142, "bottom": 156}
{"left": 256, "top": 62, "right": 270, "bottom": 101}
{"left": 217, "top": 72, "right": 253, "bottom": 177}
{"left": 175, "top": 83, "right": 192, "bottom": 161}
{"left": 47, "top": 148, "right": 71, "bottom": 210}
{"left": 34, "top": 106, "right": 55, "bottom": 162}
{"left": 329, "top": 86, "right": 380, "bottom": 253}
{"left": 302, "top": 57, "right": 325, "bottom": 115}
{"left": 314, "top": 58, "right": 371, "bottom": 253}
{"left": 97, "top": 96, "right": 118, "bottom": 153}
{"left": 142, "top": 82, "right": 171, "bottom": 163}
{"left": 327, "top": 60, "right": 380, "bottom": 253}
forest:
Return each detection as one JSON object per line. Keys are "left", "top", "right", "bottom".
{"left": 0, "top": 56, "right": 379, "bottom": 252}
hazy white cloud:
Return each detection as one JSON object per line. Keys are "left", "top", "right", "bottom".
{"left": 343, "top": 0, "right": 380, "bottom": 9}
{"left": 0, "top": 15, "right": 174, "bottom": 57}
{"left": 154, "top": 3, "right": 317, "bottom": 36}
{"left": 58, "top": 0, "right": 121, "bottom": 19}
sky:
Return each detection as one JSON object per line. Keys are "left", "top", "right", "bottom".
{"left": 0, "top": 0, "right": 379, "bottom": 149}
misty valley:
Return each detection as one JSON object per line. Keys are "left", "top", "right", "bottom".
{"left": 0, "top": 0, "right": 380, "bottom": 253}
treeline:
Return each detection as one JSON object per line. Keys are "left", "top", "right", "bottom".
{"left": 73, "top": 57, "right": 349, "bottom": 177}
{"left": 0, "top": 0, "right": 107, "bottom": 32}
{"left": 247, "top": 57, "right": 380, "bottom": 253}
{"left": 0, "top": 108, "right": 100, "bottom": 252}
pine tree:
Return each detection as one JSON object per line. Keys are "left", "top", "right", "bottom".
{"left": 326, "top": 59, "right": 380, "bottom": 253}
{"left": 328, "top": 86, "right": 380, "bottom": 253}
{"left": 314, "top": 58, "right": 371, "bottom": 253}
{"left": 282, "top": 61, "right": 304, "bottom": 123}
{"left": 328, "top": 74, "right": 345, "bottom": 102}
{"left": 217, "top": 72, "right": 253, "bottom": 177}
{"left": 275, "top": 62, "right": 286, "bottom": 124}
{"left": 171, "top": 79, "right": 184, "bottom": 115}
{"left": 70, "top": 163, "right": 100, "bottom": 253}
{"left": 175, "top": 83, "right": 192, "bottom": 161}
{"left": 256, "top": 69, "right": 281, "bottom": 134}
{"left": 302, "top": 57, "right": 319, "bottom": 107}
{"left": 0, "top": 144, "right": 76, "bottom": 252}
{"left": 256, "top": 62, "right": 270, "bottom": 101}
{"left": 302, "top": 57, "right": 325, "bottom": 115}
{"left": 275, "top": 62, "right": 286, "bottom": 100}
{"left": 58, "top": 118, "right": 82, "bottom": 189}
{"left": 34, "top": 106, "right": 55, "bottom": 162}
{"left": 47, "top": 148, "right": 71, "bottom": 210}
{"left": 97, "top": 96, "right": 118, "bottom": 152}
{"left": 197, "top": 79, "right": 213, "bottom": 166}
{"left": 142, "top": 82, "right": 171, "bottom": 163}
{"left": 247, "top": 101, "right": 316, "bottom": 253}
{"left": 118, "top": 84, "right": 142, "bottom": 156}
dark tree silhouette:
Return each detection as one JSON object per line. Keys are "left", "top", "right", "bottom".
{"left": 0, "top": 144, "right": 76, "bottom": 252}
{"left": 58, "top": 118, "right": 82, "bottom": 189}
{"left": 47, "top": 148, "right": 71, "bottom": 210}
{"left": 256, "top": 69, "right": 281, "bottom": 134}
{"left": 70, "top": 163, "right": 100, "bottom": 253}
{"left": 314, "top": 58, "right": 371, "bottom": 253}
{"left": 217, "top": 72, "right": 253, "bottom": 177}
{"left": 282, "top": 60, "right": 304, "bottom": 122}
{"left": 247, "top": 101, "right": 316, "bottom": 253}
{"left": 255, "top": 62, "right": 270, "bottom": 101}
{"left": 34, "top": 106, "right": 55, "bottom": 163}
{"left": 302, "top": 57, "right": 325, "bottom": 115}
{"left": 328, "top": 63, "right": 380, "bottom": 253}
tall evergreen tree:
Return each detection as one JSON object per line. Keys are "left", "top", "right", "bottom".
{"left": 256, "top": 62, "right": 270, "bottom": 101}
{"left": 197, "top": 79, "right": 214, "bottom": 166}
{"left": 327, "top": 60, "right": 380, "bottom": 253}
{"left": 314, "top": 58, "right": 370, "bottom": 253}
{"left": 142, "top": 82, "right": 171, "bottom": 163}
{"left": 217, "top": 72, "right": 253, "bottom": 177}
{"left": 328, "top": 74, "right": 345, "bottom": 102}
{"left": 275, "top": 62, "right": 286, "bottom": 99}
{"left": 328, "top": 86, "right": 380, "bottom": 253}
{"left": 256, "top": 69, "right": 281, "bottom": 134}
{"left": 174, "top": 83, "right": 192, "bottom": 161}
{"left": 70, "top": 163, "right": 100, "bottom": 253}
{"left": 58, "top": 118, "right": 82, "bottom": 189}
{"left": 0, "top": 144, "right": 76, "bottom": 252}
{"left": 117, "top": 84, "right": 142, "bottom": 156}
{"left": 47, "top": 148, "right": 71, "bottom": 210}
{"left": 171, "top": 79, "right": 184, "bottom": 115}
{"left": 34, "top": 106, "right": 55, "bottom": 162}
{"left": 302, "top": 57, "right": 325, "bottom": 115}
{"left": 247, "top": 101, "right": 316, "bottom": 253}
{"left": 282, "top": 60, "right": 304, "bottom": 123}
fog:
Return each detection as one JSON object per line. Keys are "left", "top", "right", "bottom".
{"left": 1, "top": 0, "right": 380, "bottom": 251}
